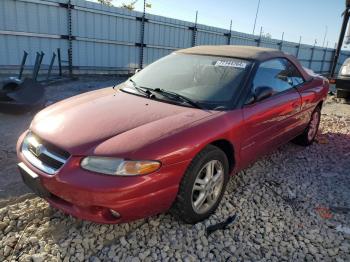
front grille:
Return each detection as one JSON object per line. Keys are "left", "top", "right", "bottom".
{"left": 22, "top": 132, "right": 70, "bottom": 175}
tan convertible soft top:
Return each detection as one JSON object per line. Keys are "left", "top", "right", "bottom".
{"left": 176, "top": 45, "right": 313, "bottom": 81}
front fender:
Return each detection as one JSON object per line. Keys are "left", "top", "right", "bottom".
{"left": 93, "top": 110, "right": 244, "bottom": 167}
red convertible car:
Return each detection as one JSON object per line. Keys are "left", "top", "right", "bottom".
{"left": 17, "top": 46, "right": 329, "bottom": 224}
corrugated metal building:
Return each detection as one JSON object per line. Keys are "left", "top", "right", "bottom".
{"left": 0, "top": 0, "right": 348, "bottom": 76}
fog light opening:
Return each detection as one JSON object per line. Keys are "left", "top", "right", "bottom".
{"left": 109, "top": 209, "right": 120, "bottom": 218}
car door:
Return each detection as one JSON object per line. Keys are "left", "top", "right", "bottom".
{"left": 284, "top": 59, "right": 309, "bottom": 135}
{"left": 239, "top": 58, "right": 302, "bottom": 168}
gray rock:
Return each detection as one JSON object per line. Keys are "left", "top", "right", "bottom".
{"left": 3, "top": 245, "right": 12, "bottom": 257}
{"left": 0, "top": 221, "right": 7, "bottom": 231}
{"left": 149, "top": 220, "right": 160, "bottom": 227}
{"left": 308, "top": 244, "right": 318, "bottom": 255}
{"left": 328, "top": 247, "right": 339, "bottom": 257}
{"left": 106, "top": 233, "right": 114, "bottom": 241}
{"left": 31, "top": 253, "right": 46, "bottom": 262}
{"left": 120, "top": 236, "right": 128, "bottom": 247}
{"left": 139, "top": 250, "right": 151, "bottom": 260}
{"left": 148, "top": 236, "right": 157, "bottom": 247}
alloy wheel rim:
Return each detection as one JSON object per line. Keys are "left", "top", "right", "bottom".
{"left": 308, "top": 111, "right": 320, "bottom": 141}
{"left": 191, "top": 160, "right": 224, "bottom": 214}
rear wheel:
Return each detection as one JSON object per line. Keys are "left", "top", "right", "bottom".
{"left": 292, "top": 106, "right": 321, "bottom": 146}
{"left": 171, "top": 145, "right": 229, "bottom": 224}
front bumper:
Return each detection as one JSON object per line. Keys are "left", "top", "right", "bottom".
{"left": 17, "top": 134, "right": 190, "bottom": 224}
{"left": 335, "top": 77, "right": 350, "bottom": 98}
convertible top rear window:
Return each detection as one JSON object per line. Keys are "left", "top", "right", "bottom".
{"left": 129, "top": 53, "right": 252, "bottom": 109}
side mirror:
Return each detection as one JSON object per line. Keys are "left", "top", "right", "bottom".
{"left": 254, "top": 86, "right": 274, "bottom": 102}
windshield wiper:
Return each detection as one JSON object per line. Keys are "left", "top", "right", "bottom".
{"left": 123, "top": 81, "right": 201, "bottom": 109}
{"left": 127, "top": 79, "right": 154, "bottom": 97}
{"left": 152, "top": 88, "right": 202, "bottom": 109}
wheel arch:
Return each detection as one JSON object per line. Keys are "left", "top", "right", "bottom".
{"left": 317, "top": 100, "right": 324, "bottom": 109}
{"left": 209, "top": 139, "right": 235, "bottom": 174}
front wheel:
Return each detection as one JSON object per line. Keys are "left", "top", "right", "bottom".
{"left": 171, "top": 145, "right": 229, "bottom": 224}
{"left": 292, "top": 106, "right": 321, "bottom": 146}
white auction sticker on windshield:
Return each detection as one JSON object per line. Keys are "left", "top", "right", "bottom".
{"left": 214, "top": 60, "right": 247, "bottom": 69}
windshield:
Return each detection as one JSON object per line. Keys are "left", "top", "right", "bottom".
{"left": 126, "top": 53, "right": 251, "bottom": 109}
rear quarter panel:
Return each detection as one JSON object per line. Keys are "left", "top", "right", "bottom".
{"left": 296, "top": 77, "right": 329, "bottom": 124}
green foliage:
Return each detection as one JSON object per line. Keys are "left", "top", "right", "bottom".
{"left": 261, "top": 32, "right": 272, "bottom": 39}
{"left": 97, "top": 0, "right": 152, "bottom": 11}
{"left": 97, "top": 0, "right": 113, "bottom": 6}
{"left": 121, "top": 0, "right": 138, "bottom": 10}
{"left": 263, "top": 32, "right": 272, "bottom": 39}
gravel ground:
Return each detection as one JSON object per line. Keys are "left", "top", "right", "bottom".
{"left": 0, "top": 79, "right": 350, "bottom": 261}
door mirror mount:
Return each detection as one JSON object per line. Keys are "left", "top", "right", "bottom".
{"left": 254, "top": 86, "right": 274, "bottom": 102}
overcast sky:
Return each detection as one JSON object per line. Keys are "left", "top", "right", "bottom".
{"left": 90, "top": 0, "right": 347, "bottom": 48}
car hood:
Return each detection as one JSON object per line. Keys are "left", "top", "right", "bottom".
{"left": 30, "top": 87, "right": 216, "bottom": 155}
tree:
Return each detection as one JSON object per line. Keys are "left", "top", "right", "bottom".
{"left": 97, "top": 0, "right": 151, "bottom": 11}
{"left": 120, "top": 1, "right": 151, "bottom": 11}
{"left": 97, "top": 0, "right": 113, "bottom": 6}
{"left": 261, "top": 32, "right": 272, "bottom": 39}
{"left": 121, "top": 0, "right": 138, "bottom": 10}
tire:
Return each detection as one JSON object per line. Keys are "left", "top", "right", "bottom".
{"left": 0, "top": 83, "right": 19, "bottom": 99}
{"left": 171, "top": 145, "right": 229, "bottom": 224}
{"left": 292, "top": 106, "right": 321, "bottom": 146}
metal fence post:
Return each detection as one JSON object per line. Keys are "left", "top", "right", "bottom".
{"left": 57, "top": 48, "right": 62, "bottom": 77}
{"left": 320, "top": 41, "right": 328, "bottom": 74}
{"left": 18, "top": 51, "right": 28, "bottom": 80}
{"left": 47, "top": 52, "right": 56, "bottom": 80}
{"left": 257, "top": 26, "right": 262, "bottom": 47}
{"left": 309, "top": 40, "right": 316, "bottom": 68}
{"left": 226, "top": 20, "right": 232, "bottom": 45}
{"left": 191, "top": 11, "right": 198, "bottom": 47}
{"left": 331, "top": 42, "right": 337, "bottom": 74}
{"left": 32, "top": 52, "right": 41, "bottom": 80}
{"left": 33, "top": 52, "right": 44, "bottom": 81}
{"left": 295, "top": 36, "right": 302, "bottom": 58}
{"left": 138, "top": 0, "right": 147, "bottom": 69}
{"left": 279, "top": 32, "right": 284, "bottom": 51}
{"left": 67, "top": 0, "right": 73, "bottom": 77}
{"left": 38, "top": 52, "right": 45, "bottom": 80}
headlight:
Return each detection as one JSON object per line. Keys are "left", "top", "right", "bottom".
{"left": 341, "top": 66, "right": 347, "bottom": 75}
{"left": 80, "top": 157, "right": 161, "bottom": 176}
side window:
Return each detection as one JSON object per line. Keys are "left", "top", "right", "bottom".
{"left": 285, "top": 61, "right": 305, "bottom": 86}
{"left": 253, "top": 58, "right": 293, "bottom": 94}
